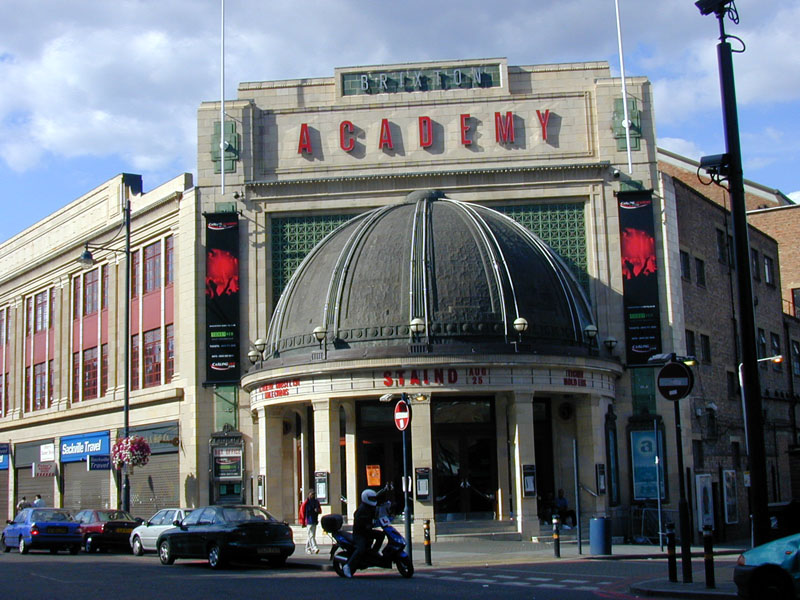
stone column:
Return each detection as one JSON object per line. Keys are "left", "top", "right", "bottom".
{"left": 495, "top": 394, "right": 511, "bottom": 521}
{"left": 575, "top": 393, "right": 611, "bottom": 517}
{"left": 261, "top": 406, "right": 288, "bottom": 520}
{"left": 312, "top": 399, "right": 342, "bottom": 517}
{"left": 509, "top": 391, "right": 538, "bottom": 539}
{"left": 341, "top": 400, "right": 358, "bottom": 522}
{"left": 409, "top": 395, "right": 433, "bottom": 541}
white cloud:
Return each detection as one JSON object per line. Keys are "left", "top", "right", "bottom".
{"left": 788, "top": 191, "right": 800, "bottom": 205}
{"left": 657, "top": 138, "right": 705, "bottom": 162}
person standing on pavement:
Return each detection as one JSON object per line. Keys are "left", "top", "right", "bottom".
{"left": 15, "top": 497, "right": 31, "bottom": 512}
{"left": 300, "top": 491, "right": 322, "bottom": 554}
{"left": 33, "top": 494, "right": 44, "bottom": 507}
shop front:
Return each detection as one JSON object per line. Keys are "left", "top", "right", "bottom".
{"left": 60, "top": 431, "right": 111, "bottom": 511}
{"left": 126, "top": 422, "right": 180, "bottom": 519}
{"left": 14, "top": 439, "right": 57, "bottom": 509}
{"left": 0, "top": 444, "right": 8, "bottom": 518}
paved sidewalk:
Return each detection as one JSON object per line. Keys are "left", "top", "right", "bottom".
{"left": 290, "top": 533, "right": 743, "bottom": 599}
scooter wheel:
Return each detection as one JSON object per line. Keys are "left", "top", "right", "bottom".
{"left": 333, "top": 553, "right": 348, "bottom": 578}
{"left": 396, "top": 555, "right": 414, "bottom": 578}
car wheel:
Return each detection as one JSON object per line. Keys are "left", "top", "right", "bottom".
{"left": 69, "top": 545, "right": 80, "bottom": 555}
{"left": 0, "top": 535, "right": 9, "bottom": 553}
{"left": 755, "top": 568, "right": 793, "bottom": 600}
{"left": 158, "top": 540, "right": 175, "bottom": 565}
{"left": 18, "top": 537, "right": 29, "bottom": 554}
{"left": 266, "top": 554, "right": 287, "bottom": 567}
{"left": 396, "top": 555, "right": 414, "bottom": 578}
{"left": 132, "top": 536, "right": 144, "bottom": 556}
{"left": 207, "top": 544, "right": 226, "bottom": 569}
{"left": 84, "top": 536, "right": 97, "bottom": 554}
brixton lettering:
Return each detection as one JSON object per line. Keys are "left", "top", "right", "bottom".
{"left": 564, "top": 369, "right": 587, "bottom": 387}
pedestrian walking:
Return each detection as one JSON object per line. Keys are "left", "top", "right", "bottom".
{"left": 299, "top": 491, "right": 321, "bottom": 554}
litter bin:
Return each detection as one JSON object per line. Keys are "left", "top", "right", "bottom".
{"left": 589, "top": 517, "right": 612, "bottom": 555}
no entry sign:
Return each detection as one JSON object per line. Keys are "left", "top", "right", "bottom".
{"left": 394, "top": 400, "right": 410, "bottom": 431}
{"left": 657, "top": 361, "right": 694, "bottom": 401}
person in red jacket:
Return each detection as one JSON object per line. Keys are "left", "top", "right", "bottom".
{"left": 299, "top": 491, "right": 321, "bottom": 554}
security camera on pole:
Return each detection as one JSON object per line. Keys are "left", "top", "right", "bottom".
{"left": 394, "top": 395, "right": 412, "bottom": 560}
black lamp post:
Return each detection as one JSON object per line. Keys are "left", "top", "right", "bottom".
{"left": 78, "top": 192, "right": 131, "bottom": 513}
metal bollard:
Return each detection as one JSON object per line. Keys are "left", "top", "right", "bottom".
{"left": 553, "top": 515, "right": 561, "bottom": 558}
{"left": 423, "top": 519, "right": 432, "bottom": 566}
{"left": 666, "top": 523, "right": 677, "bottom": 583}
{"left": 703, "top": 525, "right": 715, "bottom": 589}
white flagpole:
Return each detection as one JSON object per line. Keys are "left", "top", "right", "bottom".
{"left": 614, "top": 0, "right": 633, "bottom": 174}
{"left": 220, "top": 0, "right": 225, "bottom": 195}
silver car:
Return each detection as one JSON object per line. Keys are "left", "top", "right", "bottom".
{"left": 130, "top": 508, "right": 192, "bottom": 555}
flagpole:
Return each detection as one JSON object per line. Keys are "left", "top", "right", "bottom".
{"left": 220, "top": 0, "right": 225, "bottom": 195}
{"left": 614, "top": 0, "right": 633, "bottom": 174}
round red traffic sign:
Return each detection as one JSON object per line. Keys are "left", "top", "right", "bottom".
{"left": 657, "top": 361, "right": 694, "bottom": 401}
{"left": 394, "top": 400, "right": 410, "bottom": 431}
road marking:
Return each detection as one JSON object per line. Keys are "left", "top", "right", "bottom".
{"left": 562, "top": 579, "right": 589, "bottom": 583}
{"left": 499, "top": 581, "right": 532, "bottom": 587}
{"left": 468, "top": 578, "right": 496, "bottom": 584}
{"left": 575, "top": 586, "right": 597, "bottom": 591}
{"left": 534, "top": 583, "right": 566, "bottom": 588}
{"left": 495, "top": 574, "right": 519, "bottom": 579}
{"left": 527, "top": 576, "right": 552, "bottom": 581}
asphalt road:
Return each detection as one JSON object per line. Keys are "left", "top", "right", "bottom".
{"left": 0, "top": 547, "right": 730, "bottom": 600}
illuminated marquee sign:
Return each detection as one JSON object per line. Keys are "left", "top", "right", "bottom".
{"left": 341, "top": 63, "right": 502, "bottom": 96}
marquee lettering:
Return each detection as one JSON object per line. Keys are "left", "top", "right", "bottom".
{"left": 297, "top": 123, "right": 312, "bottom": 154}
{"left": 495, "top": 111, "right": 515, "bottom": 144}
{"left": 378, "top": 118, "right": 394, "bottom": 150}
{"left": 419, "top": 116, "right": 433, "bottom": 148}
{"left": 460, "top": 114, "right": 472, "bottom": 146}
{"left": 537, "top": 109, "right": 550, "bottom": 142}
{"left": 340, "top": 120, "right": 355, "bottom": 152}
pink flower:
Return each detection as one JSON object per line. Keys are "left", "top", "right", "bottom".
{"left": 111, "top": 436, "right": 151, "bottom": 470}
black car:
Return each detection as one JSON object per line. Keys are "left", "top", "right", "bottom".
{"left": 74, "top": 509, "right": 142, "bottom": 553}
{"left": 156, "top": 505, "right": 295, "bottom": 569}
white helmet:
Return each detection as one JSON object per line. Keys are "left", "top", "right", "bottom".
{"left": 361, "top": 489, "right": 377, "bottom": 506}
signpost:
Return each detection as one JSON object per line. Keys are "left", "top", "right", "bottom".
{"left": 395, "top": 397, "right": 412, "bottom": 559}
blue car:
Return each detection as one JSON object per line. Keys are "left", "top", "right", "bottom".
{"left": 734, "top": 532, "right": 800, "bottom": 599}
{"left": 1, "top": 508, "right": 82, "bottom": 554}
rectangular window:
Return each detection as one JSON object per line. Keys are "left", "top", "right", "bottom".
{"left": 794, "top": 289, "right": 800, "bottom": 319}
{"left": 0, "top": 310, "right": 4, "bottom": 345}
{"left": 680, "top": 250, "right": 691, "bottom": 280}
{"left": 695, "top": 258, "right": 706, "bottom": 287}
{"left": 732, "top": 441, "right": 741, "bottom": 469}
{"left": 34, "top": 291, "right": 47, "bottom": 332}
{"left": 73, "top": 277, "right": 80, "bottom": 318}
{"left": 751, "top": 249, "right": 760, "bottom": 280}
{"left": 771, "top": 333, "right": 782, "bottom": 370}
{"left": 701, "top": 334, "right": 711, "bottom": 363}
{"left": 728, "top": 234, "right": 735, "bottom": 269}
{"left": 131, "top": 250, "right": 140, "bottom": 299}
{"left": 83, "top": 269, "right": 99, "bottom": 316}
{"left": 166, "top": 324, "right": 175, "bottom": 382}
{"left": 758, "top": 328, "right": 767, "bottom": 361}
{"left": 793, "top": 341, "right": 800, "bottom": 377}
{"left": 72, "top": 352, "right": 80, "bottom": 401}
{"left": 49, "top": 288, "right": 55, "bottom": 329}
{"left": 716, "top": 229, "right": 727, "bottom": 264}
{"left": 686, "top": 329, "right": 697, "bottom": 358}
{"left": 25, "top": 297, "right": 33, "bottom": 337}
{"left": 24, "top": 366, "right": 30, "bottom": 411}
{"left": 48, "top": 359, "right": 54, "bottom": 404}
{"left": 144, "top": 241, "right": 161, "bottom": 294}
{"left": 101, "top": 343, "right": 109, "bottom": 397}
{"left": 143, "top": 328, "right": 161, "bottom": 388}
{"left": 131, "top": 334, "right": 140, "bottom": 390}
{"left": 727, "top": 371, "right": 738, "bottom": 399}
{"left": 165, "top": 236, "right": 174, "bottom": 285}
{"left": 693, "top": 439, "right": 704, "bottom": 469}
{"left": 82, "top": 347, "right": 98, "bottom": 400}
{"left": 764, "top": 256, "right": 775, "bottom": 286}
{"left": 33, "top": 362, "right": 46, "bottom": 411}
{"left": 102, "top": 264, "right": 109, "bottom": 310}
{"left": 0, "top": 373, "right": 4, "bottom": 417}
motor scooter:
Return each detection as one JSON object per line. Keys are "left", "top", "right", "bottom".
{"left": 321, "top": 503, "right": 413, "bottom": 578}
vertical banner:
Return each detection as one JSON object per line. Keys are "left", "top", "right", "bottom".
{"left": 205, "top": 213, "right": 241, "bottom": 383}
{"left": 630, "top": 429, "right": 665, "bottom": 500}
{"left": 618, "top": 190, "right": 662, "bottom": 364}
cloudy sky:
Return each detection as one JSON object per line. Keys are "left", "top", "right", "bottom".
{"left": 1, "top": 0, "right": 798, "bottom": 243}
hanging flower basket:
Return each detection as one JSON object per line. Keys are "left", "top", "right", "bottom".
{"left": 111, "top": 436, "right": 151, "bottom": 471}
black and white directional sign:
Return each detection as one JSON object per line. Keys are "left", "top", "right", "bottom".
{"left": 657, "top": 361, "right": 694, "bottom": 401}
{"left": 394, "top": 400, "right": 410, "bottom": 431}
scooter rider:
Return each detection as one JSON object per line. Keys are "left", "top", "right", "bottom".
{"left": 342, "top": 484, "right": 392, "bottom": 578}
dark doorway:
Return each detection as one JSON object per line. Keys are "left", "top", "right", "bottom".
{"left": 433, "top": 397, "right": 497, "bottom": 521}
{"left": 533, "top": 399, "right": 555, "bottom": 522}
{"left": 356, "top": 401, "right": 409, "bottom": 512}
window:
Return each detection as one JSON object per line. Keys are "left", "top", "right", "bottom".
{"left": 686, "top": 329, "right": 697, "bottom": 358}
{"left": 680, "top": 251, "right": 691, "bottom": 280}
{"left": 83, "top": 269, "right": 99, "bottom": 316}
{"left": 751, "top": 249, "right": 760, "bottom": 280}
{"left": 0, "top": 310, "right": 4, "bottom": 344}
{"left": 82, "top": 347, "right": 98, "bottom": 400}
{"left": 764, "top": 256, "right": 775, "bottom": 286}
{"left": 166, "top": 324, "right": 175, "bottom": 382}
{"left": 144, "top": 241, "right": 161, "bottom": 294}
{"left": 143, "top": 328, "right": 161, "bottom": 388}
{"left": 695, "top": 258, "right": 706, "bottom": 287}
{"left": 727, "top": 371, "right": 738, "bottom": 399}
{"left": 72, "top": 352, "right": 80, "bottom": 401}
{"left": 131, "top": 250, "right": 140, "bottom": 298}
{"left": 131, "top": 334, "right": 140, "bottom": 390}
{"left": 49, "top": 288, "right": 55, "bottom": 329}
{"left": 758, "top": 328, "right": 767, "bottom": 360}
{"left": 771, "top": 333, "right": 782, "bottom": 370}
{"left": 716, "top": 229, "right": 727, "bottom": 264}
{"left": 25, "top": 297, "right": 32, "bottom": 336}
{"left": 732, "top": 441, "right": 741, "bottom": 469}
{"left": 24, "top": 366, "right": 30, "bottom": 410}
{"left": 102, "top": 264, "right": 109, "bottom": 310}
{"left": 692, "top": 439, "right": 704, "bottom": 469}
{"left": 33, "top": 362, "right": 46, "bottom": 411}
{"left": 48, "top": 359, "right": 54, "bottom": 404}
{"left": 0, "top": 373, "right": 5, "bottom": 416}
{"left": 793, "top": 341, "right": 800, "bottom": 377}
{"left": 34, "top": 291, "right": 48, "bottom": 332}
{"left": 700, "top": 334, "right": 711, "bottom": 363}
{"left": 165, "top": 236, "right": 174, "bottom": 285}
{"left": 101, "top": 344, "right": 109, "bottom": 397}
{"left": 73, "top": 277, "right": 80, "bottom": 318}
{"left": 794, "top": 289, "right": 800, "bottom": 319}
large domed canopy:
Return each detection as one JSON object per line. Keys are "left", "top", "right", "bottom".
{"left": 261, "top": 190, "right": 594, "bottom": 367}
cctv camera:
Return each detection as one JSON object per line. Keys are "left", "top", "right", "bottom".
{"left": 612, "top": 169, "right": 620, "bottom": 179}
{"left": 699, "top": 153, "right": 729, "bottom": 177}
{"left": 695, "top": 0, "right": 731, "bottom": 16}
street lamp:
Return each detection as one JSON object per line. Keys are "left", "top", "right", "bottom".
{"left": 77, "top": 190, "right": 132, "bottom": 513}
{"left": 738, "top": 355, "right": 783, "bottom": 456}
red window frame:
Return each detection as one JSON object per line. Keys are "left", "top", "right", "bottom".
{"left": 166, "top": 324, "right": 175, "bottom": 382}
{"left": 131, "top": 334, "right": 140, "bottom": 390}
{"left": 82, "top": 346, "right": 98, "bottom": 400}
{"left": 144, "top": 242, "right": 161, "bottom": 294}
{"left": 84, "top": 269, "right": 99, "bottom": 316}
{"left": 101, "top": 343, "right": 109, "bottom": 397}
{"left": 131, "top": 250, "right": 140, "bottom": 299}
{"left": 143, "top": 328, "right": 161, "bottom": 388}
{"left": 165, "top": 236, "right": 174, "bottom": 285}
{"left": 34, "top": 291, "right": 48, "bottom": 332}
{"left": 33, "top": 362, "right": 47, "bottom": 411}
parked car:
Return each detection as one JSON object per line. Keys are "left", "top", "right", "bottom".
{"left": 1, "top": 508, "right": 82, "bottom": 554}
{"left": 130, "top": 508, "right": 193, "bottom": 555}
{"left": 74, "top": 509, "right": 142, "bottom": 553}
{"left": 734, "top": 532, "right": 800, "bottom": 599}
{"left": 156, "top": 505, "right": 294, "bottom": 569}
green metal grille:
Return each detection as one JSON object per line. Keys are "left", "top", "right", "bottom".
{"left": 495, "top": 203, "right": 588, "bottom": 291}
{"left": 271, "top": 214, "right": 356, "bottom": 300}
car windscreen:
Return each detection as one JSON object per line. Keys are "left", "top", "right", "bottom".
{"left": 97, "top": 510, "right": 135, "bottom": 521}
{"left": 31, "top": 510, "right": 74, "bottom": 522}
{"left": 221, "top": 507, "right": 277, "bottom": 524}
